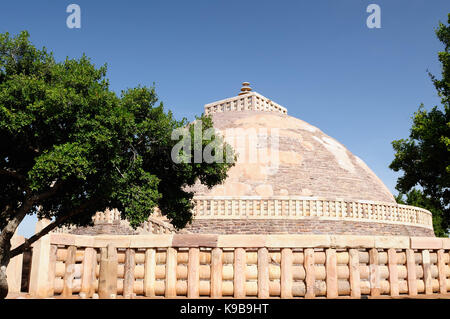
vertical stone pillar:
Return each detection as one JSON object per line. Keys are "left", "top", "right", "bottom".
{"left": 369, "top": 248, "right": 380, "bottom": 297}
{"left": 406, "top": 249, "right": 417, "bottom": 296}
{"left": 144, "top": 248, "right": 156, "bottom": 297}
{"left": 165, "top": 247, "right": 177, "bottom": 297}
{"left": 437, "top": 250, "right": 447, "bottom": 294}
{"left": 80, "top": 247, "right": 96, "bottom": 298}
{"left": 304, "top": 248, "right": 315, "bottom": 299}
{"left": 98, "top": 244, "right": 118, "bottom": 298}
{"left": 188, "top": 248, "right": 200, "bottom": 298}
{"left": 6, "top": 233, "right": 25, "bottom": 294}
{"left": 257, "top": 248, "right": 269, "bottom": 298}
{"left": 387, "top": 248, "right": 399, "bottom": 297}
{"left": 234, "top": 248, "right": 246, "bottom": 298}
{"left": 326, "top": 248, "right": 338, "bottom": 298}
{"left": 29, "top": 218, "right": 52, "bottom": 298}
{"left": 62, "top": 245, "right": 77, "bottom": 297}
{"left": 349, "top": 249, "right": 361, "bottom": 298}
{"left": 123, "top": 248, "right": 135, "bottom": 298}
{"left": 422, "top": 250, "right": 432, "bottom": 295}
{"left": 210, "top": 248, "right": 223, "bottom": 298}
{"left": 47, "top": 245, "right": 57, "bottom": 296}
{"left": 280, "top": 248, "right": 293, "bottom": 298}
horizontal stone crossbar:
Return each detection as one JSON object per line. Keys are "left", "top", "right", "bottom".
{"left": 47, "top": 233, "right": 450, "bottom": 250}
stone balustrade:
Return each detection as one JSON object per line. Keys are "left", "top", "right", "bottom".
{"left": 9, "top": 230, "right": 450, "bottom": 299}
{"left": 52, "top": 209, "right": 175, "bottom": 235}
{"left": 52, "top": 197, "right": 433, "bottom": 236}
{"left": 192, "top": 196, "right": 433, "bottom": 230}
{"left": 204, "top": 92, "right": 288, "bottom": 116}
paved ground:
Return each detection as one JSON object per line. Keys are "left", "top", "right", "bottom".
{"left": 5, "top": 292, "right": 450, "bottom": 299}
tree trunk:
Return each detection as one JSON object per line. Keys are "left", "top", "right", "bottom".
{"left": 0, "top": 264, "right": 8, "bottom": 299}
{"left": 0, "top": 243, "right": 11, "bottom": 299}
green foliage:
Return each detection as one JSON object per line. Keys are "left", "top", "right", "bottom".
{"left": 390, "top": 14, "right": 450, "bottom": 236}
{"left": 0, "top": 31, "right": 234, "bottom": 232}
{"left": 395, "top": 189, "right": 447, "bottom": 237}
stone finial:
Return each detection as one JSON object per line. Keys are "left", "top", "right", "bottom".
{"left": 238, "top": 82, "right": 252, "bottom": 95}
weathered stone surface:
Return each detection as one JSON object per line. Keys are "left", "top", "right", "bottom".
{"left": 257, "top": 248, "right": 270, "bottom": 298}
{"left": 326, "top": 249, "right": 338, "bottom": 298}
{"left": 172, "top": 234, "right": 217, "bottom": 248}
{"left": 410, "top": 237, "right": 443, "bottom": 250}
{"left": 442, "top": 238, "right": 450, "bottom": 249}
{"left": 374, "top": 236, "right": 409, "bottom": 249}
{"left": 280, "top": 248, "right": 293, "bottom": 298}
{"left": 191, "top": 110, "right": 396, "bottom": 204}
{"left": 217, "top": 235, "right": 266, "bottom": 248}
{"left": 29, "top": 219, "right": 52, "bottom": 298}
{"left": 234, "top": 248, "right": 246, "bottom": 298}
{"left": 267, "top": 235, "right": 331, "bottom": 248}
{"left": 98, "top": 244, "right": 118, "bottom": 299}
{"left": 332, "top": 235, "right": 375, "bottom": 248}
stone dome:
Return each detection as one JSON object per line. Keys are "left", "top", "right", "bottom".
{"left": 193, "top": 110, "right": 395, "bottom": 203}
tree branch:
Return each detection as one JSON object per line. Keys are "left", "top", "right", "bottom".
{"left": 9, "top": 198, "right": 97, "bottom": 258}
{"left": 0, "top": 168, "right": 26, "bottom": 182}
{"left": 29, "top": 180, "right": 64, "bottom": 202}
{"left": 0, "top": 204, "right": 13, "bottom": 222}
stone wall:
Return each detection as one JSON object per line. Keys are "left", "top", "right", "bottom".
{"left": 63, "top": 217, "right": 435, "bottom": 237}
{"left": 184, "top": 219, "right": 435, "bottom": 237}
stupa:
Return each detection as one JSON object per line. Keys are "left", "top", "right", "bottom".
{"left": 69, "top": 83, "right": 434, "bottom": 237}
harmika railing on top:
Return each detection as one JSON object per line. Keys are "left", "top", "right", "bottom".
{"left": 192, "top": 196, "right": 433, "bottom": 229}
{"left": 204, "top": 92, "right": 288, "bottom": 116}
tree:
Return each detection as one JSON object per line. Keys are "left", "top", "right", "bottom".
{"left": 0, "top": 31, "right": 234, "bottom": 298}
{"left": 390, "top": 14, "right": 450, "bottom": 236}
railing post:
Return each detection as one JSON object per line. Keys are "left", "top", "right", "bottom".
{"left": 98, "top": 244, "right": 118, "bottom": 298}
{"left": 437, "top": 250, "right": 447, "bottom": 294}
{"left": 5, "top": 233, "right": 25, "bottom": 295}
{"left": 29, "top": 219, "right": 52, "bottom": 298}
{"left": 304, "top": 248, "right": 315, "bottom": 298}
{"left": 280, "top": 248, "right": 293, "bottom": 298}
{"left": 369, "top": 248, "right": 380, "bottom": 297}
{"left": 48, "top": 245, "right": 57, "bottom": 297}
{"left": 349, "top": 249, "right": 361, "bottom": 298}
{"left": 422, "top": 250, "right": 432, "bottom": 295}
{"left": 188, "top": 248, "right": 200, "bottom": 298}
{"left": 234, "top": 248, "right": 246, "bottom": 298}
{"left": 406, "top": 249, "right": 417, "bottom": 296}
{"left": 62, "top": 245, "right": 77, "bottom": 297}
{"left": 80, "top": 247, "right": 96, "bottom": 298}
{"left": 210, "top": 248, "right": 223, "bottom": 298}
{"left": 123, "top": 248, "right": 135, "bottom": 298}
{"left": 387, "top": 248, "right": 399, "bottom": 297}
{"left": 165, "top": 247, "right": 177, "bottom": 297}
{"left": 257, "top": 248, "right": 269, "bottom": 298}
{"left": 144, "top": 248, "right": 156, "bottom": 297}
{"left": 326, "top": 248, "right": 338, "bottom": 298}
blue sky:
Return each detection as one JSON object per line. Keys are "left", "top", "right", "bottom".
{"left": 1, "top": 1, "right": 449, "bottom": 237}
